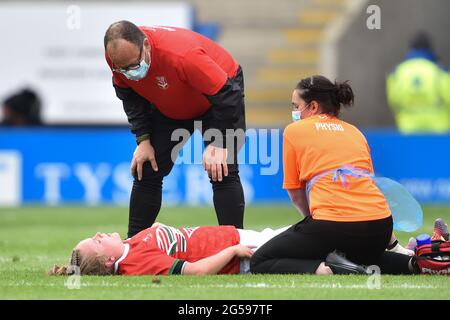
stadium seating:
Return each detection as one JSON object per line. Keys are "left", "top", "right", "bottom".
{"left": 192, "top": 0, "right": 350, "bottom": 127}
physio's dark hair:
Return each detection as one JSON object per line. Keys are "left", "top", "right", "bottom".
{"left": 295, "top": 75, "right": 354, "bottom": 117}
{"left": 104, "top": 20, "right": 145, "bottom": 50}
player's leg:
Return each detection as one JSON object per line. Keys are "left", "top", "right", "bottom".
{"left": 386, "top": 232, "right": 415, "bottom": 256}
{"left": 238, "top": 226, "right": 291, "bottom": 249}
{"left": 258, "top": 226, "right": 291, "bottom": 247}
{"left": 128, "top": 111, "right": 193, "bottom": 237}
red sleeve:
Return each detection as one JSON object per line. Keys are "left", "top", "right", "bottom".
{"left": 182, "top": 47, "right": 228, "bottom": 96}
{"left": 112, "top": 73, "right": 129, "bottom": 88}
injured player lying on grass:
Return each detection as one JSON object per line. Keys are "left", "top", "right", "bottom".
{"left": 49, "top": 220, "right": 429, "bottom": 277}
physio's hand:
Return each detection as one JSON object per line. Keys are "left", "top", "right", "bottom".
{"left": 202, "top": 145, "right": 228, "bottom": 182}
{"left": 131, "top": 139, "right": 158, "bottom": 181}
{"left": 233, "top": 245, "right": 256, "bottom": 258}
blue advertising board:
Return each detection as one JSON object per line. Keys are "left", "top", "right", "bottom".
{"left": 0, "top": 127, "right": 449, "bottom": 206}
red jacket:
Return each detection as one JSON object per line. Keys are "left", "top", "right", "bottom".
{"left": 106, "top": 26, "right": 239, "bottom": 121}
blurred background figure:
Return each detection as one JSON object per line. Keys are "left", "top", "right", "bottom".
{"left": 1, "top": 88, "right": 42, "bottom": 126}
{"left": 386, "top": 31, "right": 450, "bottom": 134}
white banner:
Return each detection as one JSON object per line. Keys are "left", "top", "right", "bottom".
{"left": 0, "top": 151, "right": 22, "bottom": 206}
{"left": 0, "top": 2, "right": 192, "bottom": 124}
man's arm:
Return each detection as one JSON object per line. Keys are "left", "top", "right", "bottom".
{"left": 113, "top": 82, "right": 153, "bottom": 142}
{"left": 182, "top": 48, "right": 244, "bottom": 146}
{"left": 205, "top": 70, "right": 244, "bottom": 143}
{"left": 114, "top": 82, "right": 159, "bottom": 177}
{"left": 182, "top": 48, "right": 244, "bottom": 180}
{"left": 182, "top": 244, "right": 254, "bottom": 275}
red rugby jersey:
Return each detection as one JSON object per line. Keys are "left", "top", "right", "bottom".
{"left": 106, "top": 26, "right": 239, "bottom": 120}
{"left": 115, "top": 225, "right": 241, "bottom": 275}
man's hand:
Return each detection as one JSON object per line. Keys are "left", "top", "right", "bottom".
{"left": 202, "top": 145, "right": 228, "bottom": 182}
{"left": 131, "top": 139, "right": 158, "bottom": 181}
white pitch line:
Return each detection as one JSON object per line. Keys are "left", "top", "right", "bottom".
{"left": 1, "top": 281, "right": 442, "bottom": 290}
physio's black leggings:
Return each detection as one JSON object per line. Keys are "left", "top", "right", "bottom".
{"left": 250, "top": 215, "right": 413, "bottom": 274}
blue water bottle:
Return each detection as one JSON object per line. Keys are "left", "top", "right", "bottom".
{"left": 416, "top": 234, "right": 431, "bottom": 248}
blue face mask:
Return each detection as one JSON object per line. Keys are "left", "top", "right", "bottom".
{"left": 122, "top": 58, "right": 150, "bottom": 81}
{"left": 292, "top": 111, "right": 301, "bottom": 122}
{"left": 291, "top": 103, "right": 310, "bottom": 122}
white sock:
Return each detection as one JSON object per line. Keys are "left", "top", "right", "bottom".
{"left": 387, "top": 242, "right": 415, "bottom": 256}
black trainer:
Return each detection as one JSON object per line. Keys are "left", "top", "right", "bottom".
{"left": 325, "top": 251, "right": 368, "bottom": 275}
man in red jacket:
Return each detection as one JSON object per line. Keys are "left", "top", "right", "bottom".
{"left": 104, "top": 21, "right": 246, "bottom": 237}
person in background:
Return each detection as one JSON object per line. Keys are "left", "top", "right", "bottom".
{"left": 387, "top": 31, "right": 450, "bottom": 133}
{"left": 1, "top": 88, "right": 42, "bottom": 126}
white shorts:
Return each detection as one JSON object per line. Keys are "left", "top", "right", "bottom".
{"left": 237, "top": 226, "right": 290, "bottom": 274}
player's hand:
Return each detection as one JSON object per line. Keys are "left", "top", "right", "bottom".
{"left": 202, "top": 145, "right": 228, "bottom": 182}
{"left": 233, "top": 245, "right": 256, "bottom": 258}
{"left": 131, "top": 139, "right": 158, "bottom": 181}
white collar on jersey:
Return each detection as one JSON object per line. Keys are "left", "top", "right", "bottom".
{"left": 114, "top": 243, "right": 130, "bottom": 274}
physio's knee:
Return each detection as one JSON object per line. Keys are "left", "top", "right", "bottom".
{"left": 249, "top": 253, "right": 264, "bottom": 274}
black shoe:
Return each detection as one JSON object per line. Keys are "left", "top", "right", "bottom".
{"left": 325, "top": 251, "right": 368, "bottom": 275}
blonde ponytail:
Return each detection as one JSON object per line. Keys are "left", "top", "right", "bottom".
{"left": 48, "top": 249, "right": 114, "bottom": 276}
{"left": 48, "top": 265, "right": 69, "bottom": 276}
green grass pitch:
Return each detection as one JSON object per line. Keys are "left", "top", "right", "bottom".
{"left": 1, "top": 205, "right": 449, "bottom": 300}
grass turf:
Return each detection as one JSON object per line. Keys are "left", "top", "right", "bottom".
{"left": 0, "top": 205, "right": 449, "bottom": 300}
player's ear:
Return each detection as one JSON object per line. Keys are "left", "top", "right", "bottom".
{"left": 104, "top": 256, "right": 116, "bottom": 268}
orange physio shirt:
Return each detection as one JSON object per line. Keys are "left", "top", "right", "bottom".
{"left": 106, "top": 26, "right": 239, "bottom": 120}
{"left": 283, "top": 114, "right": 391, "bottom": 222}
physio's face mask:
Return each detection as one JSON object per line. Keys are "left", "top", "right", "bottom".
{"left": 291, "top": 103, "right": 311, "bottom": 122}
{"left": 112, "top": 42, "right": 150, "bottom": 81}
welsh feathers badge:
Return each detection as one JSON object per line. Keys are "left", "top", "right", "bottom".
{"left": 156, "top": 76, "right": 169, "bottom": 90}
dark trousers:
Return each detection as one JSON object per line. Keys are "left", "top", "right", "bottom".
{"left": 127, "top": 88, "right": 246, "bottom": 238}
{"left": 250, "top": 215, "right": 413, "bottom": 274}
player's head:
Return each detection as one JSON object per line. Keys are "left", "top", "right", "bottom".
{"left": 49, "top": 232, "right": 124, "bottom": 276}
{"left": 292, "top": 75, "right": 354, "bottom": 120}
{"left": 104, "top": 20, "right": 151, "bottom": 80}
{"left": 2, "top": 88, "right": 42, "bottom": 126}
